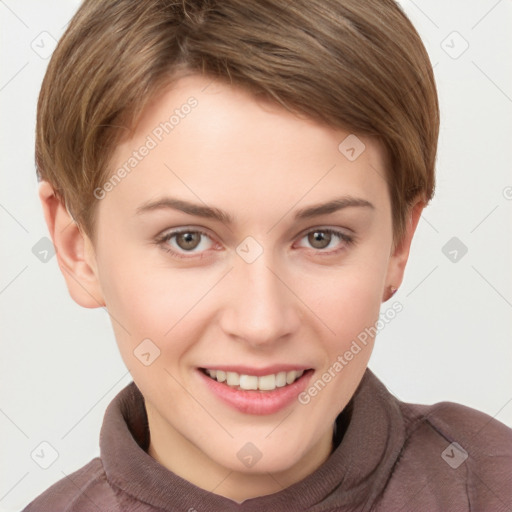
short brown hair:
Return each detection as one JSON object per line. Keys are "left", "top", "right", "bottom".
{"left": 36, "top": 0, "right": 439, "bottom": 245}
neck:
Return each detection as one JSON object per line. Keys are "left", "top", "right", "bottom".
{"left": 146, "top": 405, "right": 334, "bottom": 502}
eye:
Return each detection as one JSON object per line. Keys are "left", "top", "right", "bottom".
{"left": 155, "top": 226, "right": 355, "bottom": 260}
{"left": 156, "top": 228, "right": 216, "bottom": 258}
{"left": 296, "top": 228, "right": 354, "bottom": 254}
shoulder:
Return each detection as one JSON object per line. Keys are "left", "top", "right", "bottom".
{"left": 402, "top": 399, "right": 512, "bottom": 453}
{"left": 21, "top": 458, "right": 120, "bottom": 512}
{"left": 380, "top": 398, "right": 512, "bottom": 510}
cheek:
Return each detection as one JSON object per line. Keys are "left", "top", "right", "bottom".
{"left": 297, "top": 266, "right": 384, "bottom": 414}
{"left": 94, "top": 243, "right": 180, "bottom": 344}
{"left": 94, "top": 244, "right": 216, "bottom": 369}
{"left": 306, "top": 259, "right": 386, "bottom": 345}
{"left": 95, "top": 237, "right": 176, "bottom": 325}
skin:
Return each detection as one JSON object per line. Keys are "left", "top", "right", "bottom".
{"left": 40, "top": 73, "right": 423, "bottom": 502}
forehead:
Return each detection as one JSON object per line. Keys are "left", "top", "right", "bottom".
{"left": 101, "top": 74, "right": 389, "bottom": 224}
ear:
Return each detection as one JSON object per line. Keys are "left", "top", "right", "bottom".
{"left": 382, "top": 198, "right": 425, "bottom": 302}
{"left": 38, "top": 181, "right": 105, "bottom": 308}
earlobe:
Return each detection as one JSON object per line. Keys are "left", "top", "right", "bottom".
{"left": 38, "top": 181, "right": 105, "bottom": 308}
{"left": 382, "top": 199, "right": 425, "bottom": 302}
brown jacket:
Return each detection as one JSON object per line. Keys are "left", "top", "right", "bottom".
{"left": 22, "top": 369, "right": 512, "bottom": 511}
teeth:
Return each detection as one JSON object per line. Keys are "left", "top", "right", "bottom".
{"left": 239, "top": 375, "right": 258, "bottom": 390}
{"left": 275, "top": 371, "right": 287, "bottom": 388}
{"left": 204, "top": 368, "right": 306, "bottom": 391}
{"left": 258, "top": 374, "right": 276, "bottom": 391}
{"left": 226, "top": 372, "right": 240, "bottom": 386}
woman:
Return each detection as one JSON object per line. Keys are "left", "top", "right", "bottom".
{"left": 23, "top": 0, "right": 512, "bottom": 510}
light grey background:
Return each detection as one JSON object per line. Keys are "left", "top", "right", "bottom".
{"left": 1, "top": 1, "right": 511, "bottom": 510}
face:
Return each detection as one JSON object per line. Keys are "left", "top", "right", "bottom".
{"left": 73, "top": 73, "right": 411, "bottom": 488}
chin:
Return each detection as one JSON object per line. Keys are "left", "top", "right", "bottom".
{"left": 206, "top": 427, "right": 325, "bottom": 476}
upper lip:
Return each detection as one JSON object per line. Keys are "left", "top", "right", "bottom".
{"left": 199, "top": 365, "right": 312, "bottom": 376}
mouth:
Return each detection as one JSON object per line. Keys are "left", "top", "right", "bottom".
{"left": 198, "top": 366, "right": 314, "bottom": 415}
{"left": 200, "top": 368, "right": 308, "bottom": 391}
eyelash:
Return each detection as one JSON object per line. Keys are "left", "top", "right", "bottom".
{"left": 155, "top": 227, "right": 355, "bottom": 260}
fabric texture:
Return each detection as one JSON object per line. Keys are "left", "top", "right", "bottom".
{"left": 22, "top": 368, "right": 512, "bottom": 511}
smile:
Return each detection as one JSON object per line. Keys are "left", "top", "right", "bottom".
{"left": 202, "top": 368, "right": 305, "bottom": 391}
{"left": 198, "top": 367, "right": 313, "bottom": 415}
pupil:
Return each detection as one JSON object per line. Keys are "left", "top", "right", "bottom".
{"left": 178, "top": 232, "right": 200, "bottom": 250}
{"left": 309, "top": 231, "right": 331, "bottom": 249}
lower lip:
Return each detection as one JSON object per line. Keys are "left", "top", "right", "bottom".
{"left": 198, "top": 369, "right": 313, "bottom": 415}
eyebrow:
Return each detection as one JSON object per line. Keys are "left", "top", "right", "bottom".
{"left": 136, "top": 196, "right": 374, "bottom": 224}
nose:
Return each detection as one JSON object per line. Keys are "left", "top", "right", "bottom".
{"left": 218, "top": 251, "right": 301, "bottom": 348}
